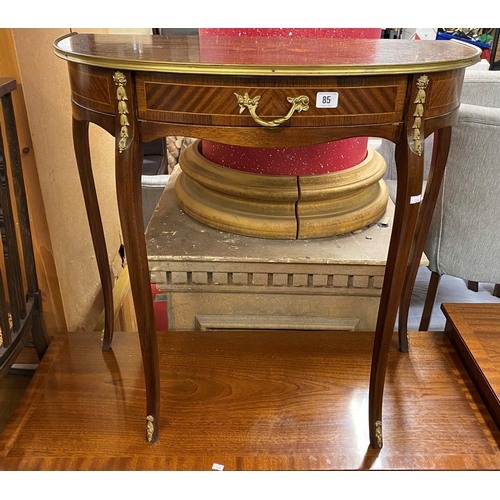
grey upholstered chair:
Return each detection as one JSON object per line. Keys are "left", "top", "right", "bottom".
{"left": 378, "top": 70, "right": 500, "bottom": 341}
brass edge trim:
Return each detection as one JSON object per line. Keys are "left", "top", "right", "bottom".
{"left": 54, "top": 46, "right": 481, "bottom": 76}
{"left": 54, "top": 31, "right": 78, "bottom": 43}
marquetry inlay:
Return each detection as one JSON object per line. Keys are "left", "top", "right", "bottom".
{"left": 136, "top": 73, "right": 407, "bottom": 127}
{"left": 68, "top": 63, "right": 115, "bottom": 114}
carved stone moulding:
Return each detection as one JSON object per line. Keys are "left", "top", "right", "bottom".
{"left": 175, "top": 140, "right": 389, "bottom": 239}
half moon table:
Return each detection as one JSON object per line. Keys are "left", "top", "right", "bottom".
{"left": 54, "top": 33, "right": 481, "bottom": 449}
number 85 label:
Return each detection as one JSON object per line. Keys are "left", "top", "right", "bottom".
{"left": 316, "top": 92, "right": 339, "bottom": 108}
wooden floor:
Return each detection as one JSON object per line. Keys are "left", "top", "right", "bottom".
{"left": 0, "top": 371, "right": 32, "bottom": 434}
{"left": 0, "top": 343, "right": 39, "bottom": 434}
{"left": 1, "top": 327, "right": 500, "bottom": 470}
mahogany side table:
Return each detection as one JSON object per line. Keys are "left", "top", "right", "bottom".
{"left": 54, "top": 33, "right": 480, "bottom": 449}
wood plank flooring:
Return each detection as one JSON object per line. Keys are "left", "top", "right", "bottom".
{"left": 0, "top": 371, "right": 32, "bottom": 433}
{"left": 0, "top": 344, "right": 39, "bottom": 434}
{"left": 1, "top": 328, "right": 500, "bottom": 470}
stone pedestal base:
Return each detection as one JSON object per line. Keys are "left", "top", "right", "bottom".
{"left": 146, "top": 168, "right": 428, "bottom": 332}
{"left": 176, "top": 141, "right": 389, "bottom": 239}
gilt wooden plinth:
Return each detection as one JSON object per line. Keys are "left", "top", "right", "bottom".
{"left": 176, "top": 141, "right": 389, "bottom": 239}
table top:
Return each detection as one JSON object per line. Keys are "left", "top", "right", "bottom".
{"left": 54, "top": 33, "right": 481, "bottom": 76}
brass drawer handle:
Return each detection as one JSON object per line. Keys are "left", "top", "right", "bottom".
{"left": 234, "top": 92, "right": 309, "bottom": 127}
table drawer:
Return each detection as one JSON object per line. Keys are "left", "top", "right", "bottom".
{"left": 135, "top": 73, "right": 408, "bottom": 127}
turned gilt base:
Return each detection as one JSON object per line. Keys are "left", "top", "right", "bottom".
{"left": 175, "top": 141, "right": 389, "bottom": 239}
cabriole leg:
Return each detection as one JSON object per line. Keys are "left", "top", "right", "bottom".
{"left": 72, "top": 117, "right": 114, "bottom": 351}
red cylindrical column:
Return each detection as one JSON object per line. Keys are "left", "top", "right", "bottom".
{"left": 198, "top": 28, "right": 381, "bottom": 176}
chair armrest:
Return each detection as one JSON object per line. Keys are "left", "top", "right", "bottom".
{"left": 459, "top": 102, "right": 500, "bottom": 126}
{"left": 462, "top": 71, "right": 500, "bottom": 108}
